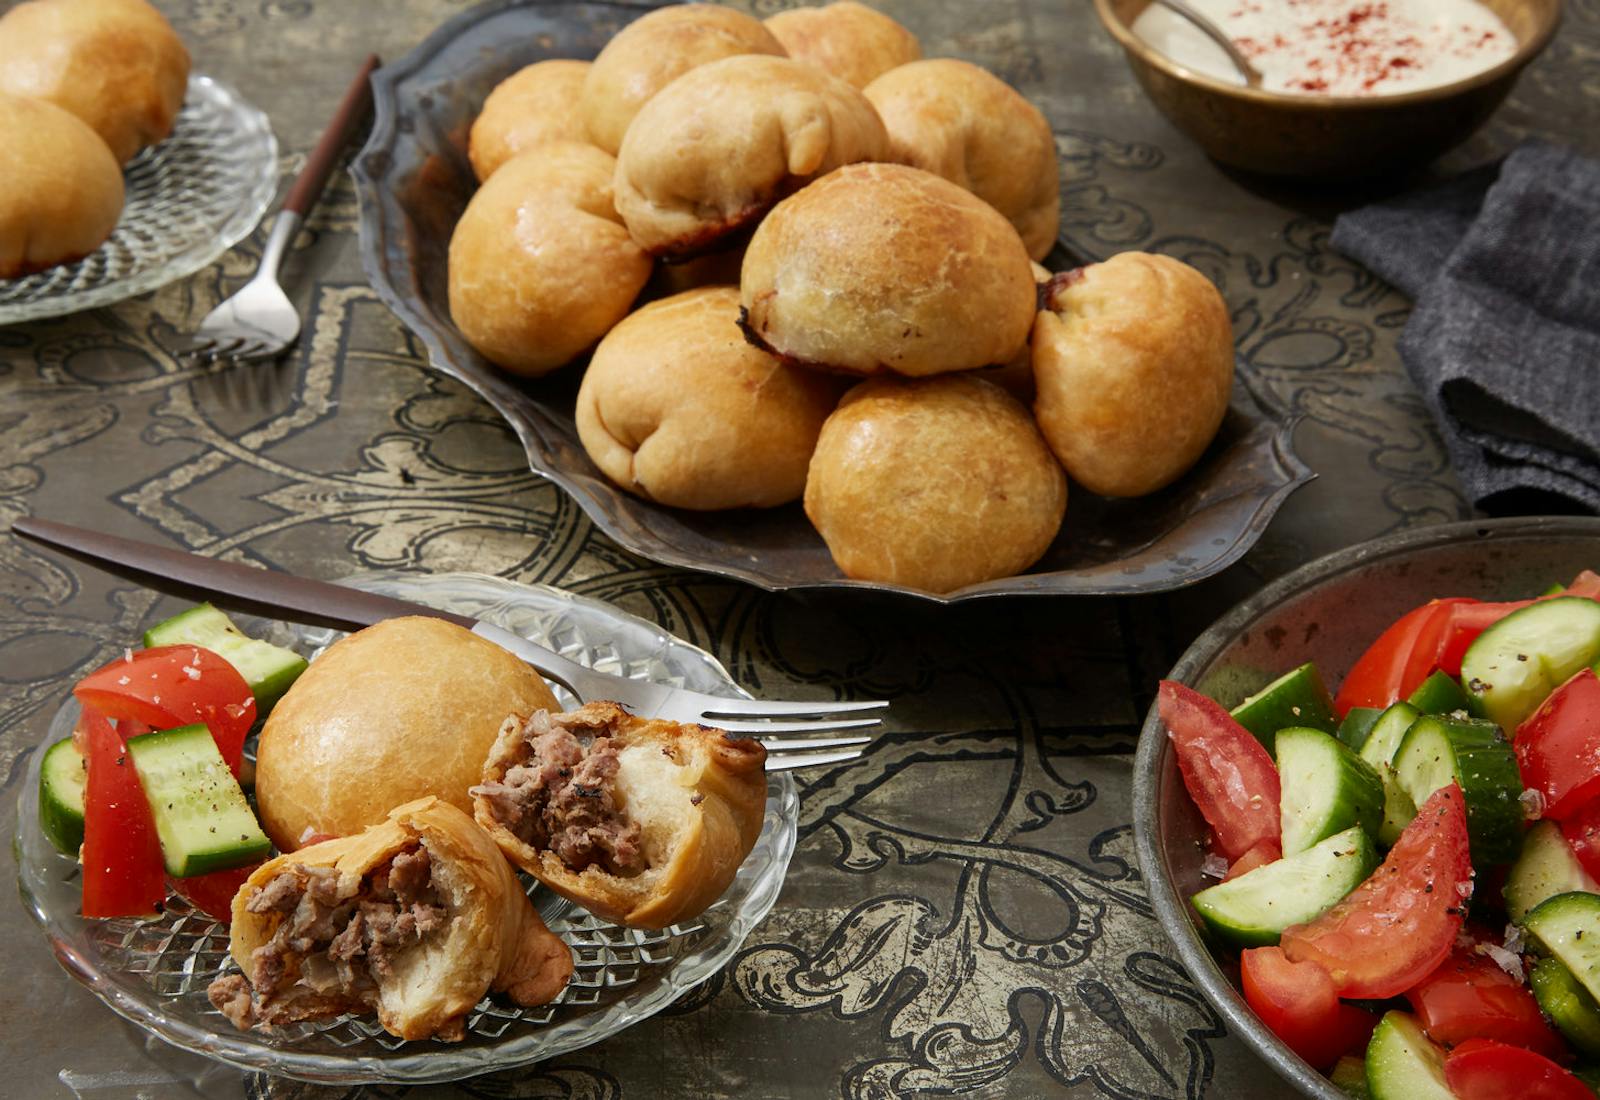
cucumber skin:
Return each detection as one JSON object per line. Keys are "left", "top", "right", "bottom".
{"left": 1524, "top": 892, "right": 1600, "bottom": 1009}
{"left": 1461, "top": 597, "right": 1600, "bottom": 731}
{"left": 1530, "top": 956, "right": 1600, "bottom": 1060}
{"left": 1406, "top": 671, "right": 1470, "bottom": 716}
{"left": 1393, "top": 714, "right": 1525, "bottom": 867}
{"left": 1191, "top": 826, "right": 1377, "bottom": 948}
{"left": 1338, "top": 708, "right": 1385, "bottom": 752}
{"left": 38, "top": 737, "right": 87, "bottom": 855}
{"left": 1277, "top": 727, "right": 1384, "bottom": 856}
{"left": 142, "top": 603, "right": 307, "bottom": 714}
{"left": 1331, "top": 1056, "right": 1371, "bottom": 1099}
{"left": 1365, "top": 1012, "right": 1455, "bottom": 1100}
{"left": 1506, "top": 820, "right": 1600, "bottom": 923}
{"left": 1231, "top": 663, "right": 1338, "bottom": 752}
{"left": 126, "top": 724, "right": 271, "bottom": 877}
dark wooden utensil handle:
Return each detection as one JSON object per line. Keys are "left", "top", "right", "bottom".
{"left": 283, "top": 53, "right": 381, "bottom": 217}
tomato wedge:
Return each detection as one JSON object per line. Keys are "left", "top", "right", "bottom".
{"left": 1280, "top": 784, "right": 1473, "bottom": 999}
{"left": 1334, "top": 600, "right": 1470, "bottom": 716}
{"left": 1158, "top": 680, "right": 1281, "bottom": 861}
{"left": 169, "top": 862, "right": 261, "bottom": 925}
{"left": 1444, "top": 1039, "right": 1593, "bottom": 1100}
{"left": 1240, "top": 946, "right": 1378, "bottom": 1071}
{"left": 1560, "top": 797, "right": 1600, "bottom": 883}
{"left": 1225, "top": 839, "right": 1282, "bottom": 882}
{"left": 74, "top": 646, "right": 255, "bottom": 775}
{"left": 1516, "top": 668, "right": 1600, "bottom": 821}
{"left": 1405, "top": 946, "right": 1567, "bottom": 1060}
{"left": 79, "top": 709, "right": 166, "bottom": 918}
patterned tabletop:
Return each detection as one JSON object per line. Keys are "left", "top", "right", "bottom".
{"left": 4, "top": 1, "right": 1598, "bottom": 1098}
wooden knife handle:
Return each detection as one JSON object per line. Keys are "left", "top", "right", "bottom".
{"left": 282, "top": 53, "right": 381, "bottom": 217}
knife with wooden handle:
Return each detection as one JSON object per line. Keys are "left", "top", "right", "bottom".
{"left": 8, "top": 515, "right": 594, "bottom": 698}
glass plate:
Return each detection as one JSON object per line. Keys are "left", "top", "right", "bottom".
{"left": 0, "top": 74, "right": 278, "bottom": 325}
{"left": 352, "top": 0, "right": 1312, "bottom": 603}
{"left": 15, "top": 572, "right": 799, "bottom": 1084}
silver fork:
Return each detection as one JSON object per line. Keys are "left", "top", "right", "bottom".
{"left": 180, "top": 55, "right": 380, "bottom": 364}
{"left": 471, "top": 622, "right": 883, "bottom": 772}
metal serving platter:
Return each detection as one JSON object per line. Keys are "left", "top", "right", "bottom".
{"left": 351, "top": 0, "right": 1311, "bottom": 602}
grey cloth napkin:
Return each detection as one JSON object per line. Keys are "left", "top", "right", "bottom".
{"left": 1332, "top": 142, "right": 1600, "bottom": 513}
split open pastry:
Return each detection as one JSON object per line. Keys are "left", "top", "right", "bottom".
{"left": 575, "top": 286, "right": 842, "bottom": 510}
{"left": 472, "top": 702, "right": 769, "bottom": 930}
{"left": 865, "top": 58, "right": 1061, "bottom": 261}
{"left": 581, "top": 3, "right": 785, "bottom": 155}
{"left": 740, "top": 163, "right": 1036, "bottom": 377}
{"left": 613, "top": 55, "right": 888, "bottom": 259}
{"left": 764, "top": 1, "right": 921, "bottom": 89}
{"left": 447, "top": 141, "right": 651, "bottom": 377}
{"left": 1031, "top": 251, "right": 1235, "bottom": 497}
{"left": 0, "top": 0, "right": 190, "bottom": 164}
{"left": 468, "top": 59, "right": 592, "bottom": 183}
{"left": 207, "top": 798, "right": 574, "bottom": 1042}
{"left": 804, "top": 374, "right": 1068, "bottom": 593}
{"left": 0, "top": 91, "right": 123, "bottom": 277}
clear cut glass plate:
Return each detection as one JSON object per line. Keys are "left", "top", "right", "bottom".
{"left": 0, "top": 74, "right": 278, "bottom": 325}
{"left": 15, "top": 571, "right": 799, "bottom": 1084}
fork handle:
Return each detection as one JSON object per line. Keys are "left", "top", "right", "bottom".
{"left": 282, "top": 53, "right": 380, "bottom": 218}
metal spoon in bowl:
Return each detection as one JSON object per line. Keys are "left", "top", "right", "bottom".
{"left": 1150, "top": 0, "right": 1265, "bottom": 88}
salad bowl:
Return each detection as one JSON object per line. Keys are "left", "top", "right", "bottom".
{"left": 1133, "top": 516, "right": 1600, "bottom": 1098}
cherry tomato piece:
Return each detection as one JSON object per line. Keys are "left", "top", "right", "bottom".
{"left": 1240, "top": 946, "right": 1378, "bottom": 1072}
{"left": 79, "top": 709, "right": 166, "bottom": 918}
{"left": 1158, "top": 680, "right": 1281, "bottom": 862}
{"left": 1444, "top": 1039, "right": 1593, "bottom": 1100}
{"left": 1517, "top": 669, "right": 1600, "bottom": 821}
{"left": 74, "top": 646, "right": 255, "bottom": 775}
{"left": 1405, "top": 946, "right": 1568, "bottom": 1061}
{"left": 1225, "top": 839, "right": 1283, "bottom": 883}
{"left": 169, "top": 862, "right": 262, "bottom": 925}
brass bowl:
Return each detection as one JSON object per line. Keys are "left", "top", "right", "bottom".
{"left": 1093, "top": 0, "right": 1562, "bottom": 178}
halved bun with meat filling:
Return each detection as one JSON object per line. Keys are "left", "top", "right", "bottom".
{"left": 208, "top": 797, "right": 572, "bottom": 1042}
{"left": 472, "top": 702, "right": 768, "bottom": 930}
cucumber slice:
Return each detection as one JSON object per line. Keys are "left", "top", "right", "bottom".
{"left": 1574, "top": 1065, "right": 1600, "bottom": 1094}
{"left": 1506, "top": 820, "right": 1600, "bottom": 922}
{"left": 125, "top": 723, "right": 271, "bottom": 877}
{"left": 1231, "top": 662, "right": 1338, "bottom": 752}
{"left": 1359, "top": 702, "right": 1422, "bottom": 846}
{"left": 1365, "top": 1011, "right": 1454, "bottom": 1100}
{"left": 1525, "top": 892, "right": 1600, "bottom": 1009}
{"left": 143, "top": 603, "right": 308, "bottom": 714}
{"left": 38, "top": 737, "right": 87, "bottom": 855}
{"left": 1277, "top": 727, "right": 1384, "bottom": 855}
{"left": 1191, "top": 826, "right": 1378, "bottom": 947}
{"left": 1406, "top": 670, "right": 1470, "bottom": 716}
{"left": 1331, "top": 1055, "right": 1371, "bottom": 1099}
{"left": 1530, "top": 956, "right": 1600, "bottom": 1060}
{"left": 1461, "top": 597, "right": 1600, "bottom": 731}
{"left": 1338, "top": 707, "right": 1385, "bottom": 752}
{"left": 1392, "top": 713, "right": 1524, "bottom": 866}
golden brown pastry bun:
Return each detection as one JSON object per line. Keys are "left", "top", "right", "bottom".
{"left": 0, "top": 0, "right": 189, "bottom": 164}
{"left": 575, "top": 287, "right": 841, "bottom": 510}
{"left": 210, "top": 798, "right": 573, "bottom": 1041}
{"left": 0, "top": 91, "right": 122, "bottom": 277}
{"left": 448, "top": 142, "right": 652, "bottom": 377}
{"left": 864, "top": 59, "right": 1060, "bottom": 261}
{"left": 764, "top": 2, "right": 921, "bottom": 89}
{"left": 1032, "top": 252, "right": 1234, "bottom": 497}
{"left": 473, "top": 702, "right": 768, "bottom": 930}
{"left": 741, "top": 163, "right": 1036, "bottom": 376}
{"left": 805, "top": 375, "right": 1067, "bottom": 592}
{"left": 613, "top": 55, "right": 887, "bottom": 258}
{"left": 254, "top": 616, "right": 561, "bottom": 852}
{"left": 468, "top": 59, "right": 592, "bottom": 183}
{"left": 581, "top": 3, "right": 785, "bottom": 155}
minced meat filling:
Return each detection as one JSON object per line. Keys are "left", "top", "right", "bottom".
{"left": 206, "top": 846, "right": 448, "bottom": 1030}
{"left": 471, "top": 712, "right": 644, "bottom": 875}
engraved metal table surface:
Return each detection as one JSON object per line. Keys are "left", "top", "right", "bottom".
{"left": 3, "top": 1, "right": 1596, "bottom": 1098}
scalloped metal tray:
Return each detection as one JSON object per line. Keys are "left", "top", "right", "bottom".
{"left": 351, "top": 0, "right": 1312, "bottom": 602}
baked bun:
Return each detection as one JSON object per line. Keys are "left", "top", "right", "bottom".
{"left": 740, "top": 163, "right": 1036, "bottom": 376}
{"left": 865, "top": 59, "right": 1060, "bottom": 261}
{"left": 764, "top": 2, "right": 921, "bottom": 89}
{"left": 468, "top": 59, "right": 591, "bottom": 183}
{"left": 448, "top": 142, "right": 651, "bottom": 377}
{"left": 614, "top": 55, "right": 888, "bottom": 258}
{"left": 576, "top": 287, "right": 841, "bottom": 510}
{"left": 805, "top": 374, "right": 1067, "bottom": 592}
{"left": 473, "top": 702, "right": 768, "bottom": 930}
{"left": 0, "top": 91, "right": 122, "bottom": 277}
{"left": 254, "top": 616, "right": 562, "bottom": 852}
{"left": 1032, "top": 252, "right": 1234, "bottom": 497}
{"left": 0, "top": 0, "right": 189, "bottom": 164}
{"left": 581, "top": 3, "right": 785, "bottom": 155}
{"left": 208, "top": 798, "right": 573, "bottom": 1041}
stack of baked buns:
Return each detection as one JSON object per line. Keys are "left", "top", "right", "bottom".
{"left": 450, "top": 1, "right": 1236, "bottom": 594}
{"left": 209, "top": 616, "right": 771, "bottom": 1040}
{"left": 0, "top": 0, "right": 190, "bottom": 277}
